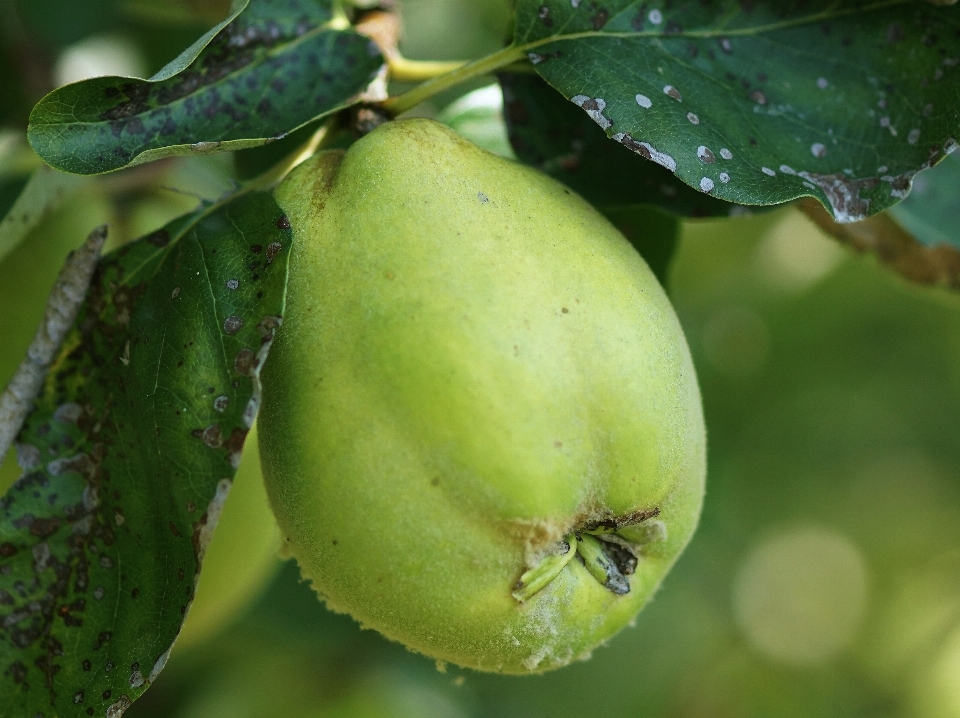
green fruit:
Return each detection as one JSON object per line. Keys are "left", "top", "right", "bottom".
{"left": 259, "top": 118, "right": 705, "bottom": 674}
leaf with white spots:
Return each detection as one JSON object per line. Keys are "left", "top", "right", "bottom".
{"left": 513, "top": 0, "right": 960, "bottom": 222}
{"left": 500, "top": 72, "right": 740, "bottom": 218}
{"left": 602, "top": 204, "right": 680, "bottom": 285}
{"left": 27, "top": 0, "right": 385, "bottom": 175}
{"left": 812, "top": 149, "right": 960, "bottom": 291}
{"left": 0, "top": 192, "right": 290, "bottom": 716}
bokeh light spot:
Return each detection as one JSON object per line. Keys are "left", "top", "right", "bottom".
{"left": 733, "top": 526, "right": 868, "bottom": 665}
{"left": 703, "top": 306, "right": 770, "bottom": 377}
{"left": 54, "top": 34, "right": 146, "bottom": 87}
{"left": 756, "top": 210, "right": 845, "bottom": 293}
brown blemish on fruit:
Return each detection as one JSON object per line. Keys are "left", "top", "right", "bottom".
{"left": 580, "top": 506, "right": 661, "bottom": 533}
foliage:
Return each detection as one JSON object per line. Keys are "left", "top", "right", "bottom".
{"left": 0, "top": 0, "right": 959, "bottom": 715}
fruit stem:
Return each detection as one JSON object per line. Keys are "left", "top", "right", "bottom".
{"left": 382, "top": 45, "right": 527, "bottom": 116}
{"left": 388, "top": 56, "right": 470, "bottom": 83}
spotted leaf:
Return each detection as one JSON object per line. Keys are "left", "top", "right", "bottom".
{"left": 0, "top": 192, "right": 290, "bottom": 716}
{"left": 800, "top": 150, "right": 960, "bottom": 290}
{"left": 513, "top": 0, "right": 960, "bottom": 222}
{"left": 500, "top": 72, "right": 743, "bottom": 218}
{"left": 28, "top": 0, "right": 384, "bottom": 175}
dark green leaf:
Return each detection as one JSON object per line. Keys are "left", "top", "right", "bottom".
{"left": 601, "top": 204, "right": 679, "bottom": 287}
{"left": 889, "top": 150, "right": 960, "bottom": 250}
{"left": 513, "top": 0, "right": 960, "bottom": 222}
{"left": 14, "top": 0, "right": 122, "bottom": 49}
{"left": 500, "top": 72, "right": 742, "bottom": 218}
{"left": 0, "top": 191, "right": 289, "bottom": 716}
{"left": 28, "top": 0, "right": 384, "bottom": 175}
{"left": 120, "top": 0, "right": 236, "bottom": 27}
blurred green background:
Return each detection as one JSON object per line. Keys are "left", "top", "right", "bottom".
{"left": 2, "top": 1, "right": 960, "bottom": 716}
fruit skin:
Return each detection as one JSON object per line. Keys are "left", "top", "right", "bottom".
{"left": 260, "top": 118, "right": 706, "bottom": 673}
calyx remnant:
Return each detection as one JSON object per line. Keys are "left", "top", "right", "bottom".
{"left": 513, "top": 508, "right": 661, "bottom": 602}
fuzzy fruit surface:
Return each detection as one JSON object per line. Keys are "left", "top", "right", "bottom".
{"left": 259, "top": 119, "right": 706, "bottom": 673}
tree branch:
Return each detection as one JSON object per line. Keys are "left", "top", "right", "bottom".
{"left": 0, "top": 224, "right": 107, "bottom": 464}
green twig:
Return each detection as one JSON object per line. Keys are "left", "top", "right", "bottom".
{"left": 382, "top": 45, "right": 526, "bottom": 116}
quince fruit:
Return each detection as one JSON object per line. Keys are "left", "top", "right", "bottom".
{"left": 259, "top": 118, "right": 705, "bottom": 673}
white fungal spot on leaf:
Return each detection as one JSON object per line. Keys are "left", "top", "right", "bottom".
{"left": 612, "top": 132, "right": 677, "bottom": 172}
{"left": 196, "top": 479, "right": 232, "bottom": 564}
{"left": 687, "top": 112, "right": 700, "bottom": 125}
{"left": 798, "top": 172, "right": 874, "bottom": 223}
{"left": 649, "top": 9, "right": 663, "bottom": 24}
{"left": 697, "top": 146, "right": 715, "bottom": 163}
{"left": 720, "top": 148, "right": 733, "bottom": 160}
{"left": 908, "top": 129, "right": 921, "bottom": 145}
{"left": 700, "top": 177, "right": 716, "bottom": 193}
{"left": 780, "top": 165, "right": 797, "bottom": 175}
{"left": 817, "top": 77, "right": 829, "bottom": 89}
{"left": 150, "top": 648, "right": 172, "bottom": 683}
{"left": 811, "top": 143, "right": 827, "bottom": 158}
{"left": 635, "top": 94, "right": 652, "bottom": 109}
{"left": 663, "top": 85, "right": 682, "bottom": 101}
{"left": 719, "top": 172, "right": 731, "bottom": 184}
{"left": 762, "top": 167, "right": 777, "bottom": 177}
{"left": 106, "top": 696, "right": 132, "bottom": 718}
{"left": 570, "top": 95, "right": 613, "bottom": 130}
